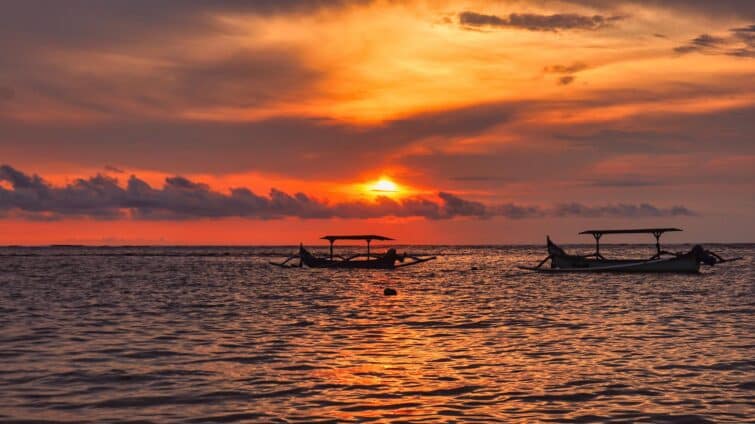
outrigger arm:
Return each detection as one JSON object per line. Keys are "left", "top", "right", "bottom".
{"left": 269, "top": 243, "right": 305, "bottom": 268}
{"left": 269, "top": 254, "right": 301, "bottom": 268}
{"left": 394, "top": 254, "right": 437, "bottom": 268}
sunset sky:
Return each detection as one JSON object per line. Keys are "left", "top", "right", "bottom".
{"left": 0, "top": 0, "right": 753, "bottom": 244}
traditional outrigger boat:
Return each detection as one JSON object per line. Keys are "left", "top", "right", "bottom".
{"left": 270, "top": 235, "right": 437, "bottom": 269}
{"left": 519, "top": 228, "right": 741, "bottom": 273}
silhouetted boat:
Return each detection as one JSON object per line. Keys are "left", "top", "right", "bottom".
{"left": 270, "top": 235, "right": 436, "bottom": 269}
{"left": 519, "top": 228, "right": 742, "bottom": 273}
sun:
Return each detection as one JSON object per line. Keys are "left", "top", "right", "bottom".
{"left": 371, "top": 178, "right": 399, "bottom": 193}
{"left": 352, "top": 176, "right": 417, "bottom": 199}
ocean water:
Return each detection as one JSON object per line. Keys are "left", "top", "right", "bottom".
{"left": 0, "top": 244, "right": 753, "bottom": 423}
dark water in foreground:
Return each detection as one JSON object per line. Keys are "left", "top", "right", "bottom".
{"left": 0, "top": 245, "right": 753, "bottom": 423}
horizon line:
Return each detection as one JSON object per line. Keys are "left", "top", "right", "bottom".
{"left": 2, "top": 241, "right": 753, "bottom": 248}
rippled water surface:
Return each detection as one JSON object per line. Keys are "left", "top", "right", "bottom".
{"left": 1, "top": 245, "right": 753, "bottom": 423}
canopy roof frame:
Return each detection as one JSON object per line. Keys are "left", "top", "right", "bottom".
{"left": 320, "top": 235, "right": 395, "bottom": 260}
{"left": 578, "top": 228, "right": 682, "bottom": 236}
{"left": 578, "top": 228, "right": 683, "bottom": 258}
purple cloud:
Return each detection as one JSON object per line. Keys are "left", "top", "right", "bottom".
{"left": 459, "top": 11, "right": 623, "bottom": 31}
{"left": 0, "top": 165, "right": 695, "bottom": 221}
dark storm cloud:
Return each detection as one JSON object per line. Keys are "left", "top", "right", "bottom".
{"left": 558, "top": 76, "right": 575, "bottom": 85}
{"left": 459, "top": 11, "right": 622, "bottom": 31}
{"left": 0, "top": 165, "right": 694, "bottom": 221}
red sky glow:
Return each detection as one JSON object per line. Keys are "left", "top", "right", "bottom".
{"left": 1, "top": 1, "right": 753, "bottom": 244}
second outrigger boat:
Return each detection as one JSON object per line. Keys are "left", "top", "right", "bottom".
{"left": 519, "top": 228, "right": 741, "bottom": 273}
{"left": 270, "top": 235, "right": 437, "bottom": 269}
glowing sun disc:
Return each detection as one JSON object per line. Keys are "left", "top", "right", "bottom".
{"left": 370, "top": 178, "right": 399, "bottom": 193}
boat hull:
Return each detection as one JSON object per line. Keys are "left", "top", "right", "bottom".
{"left": 536, "top": 254, "right": 700, "bottom": 273}
{"left": 271, "top": 246, "right": 436, "bottom": 269}
{"left": 519, "top": 235, "right": 740, "bottom": 274}
{"left": 302, "top": 257, "right": 397, "bottom": 269}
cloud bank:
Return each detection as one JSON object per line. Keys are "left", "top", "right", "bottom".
{"left": 0, "top": 166, "right": 695, "bottom": 221}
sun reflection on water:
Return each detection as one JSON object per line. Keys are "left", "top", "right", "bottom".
{"left": 0, "top": 245, "right": 751, "bottom": 422}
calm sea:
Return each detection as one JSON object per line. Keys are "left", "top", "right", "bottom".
{"left": 0, "top": 245, "right": 753, "bottom": 423}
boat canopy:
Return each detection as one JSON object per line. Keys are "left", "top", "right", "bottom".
{"left": 577, "top": 228, "right": 682, "bottom": 259}
{"left": 579, "top": 228, "right": 681, "bottom": 236}
{"left": 320, "top": 235, "right": 394, "bottom": 259}
{"left": 321, "top": 235, "right": 394, "bottom": 241}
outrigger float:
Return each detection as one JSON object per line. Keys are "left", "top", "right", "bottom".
{"left": 270, "top": 235, "right": 437, "bottom": 269}
{"left": 519, "top": 228, "right": 742, "bottom": 273}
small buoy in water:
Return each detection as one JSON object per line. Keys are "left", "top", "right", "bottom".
{"left": 383, "top": 287, "right": 397, "bottom": 296}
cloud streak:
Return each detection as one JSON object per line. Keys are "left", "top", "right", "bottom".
{"left": 544, "top": 62, "right": 589, "bottom": 86}
{"left": 459, "top": 11, "right": 622, "bottom": 31}
{"left": 551, "top": 203, "right": 694, "bottom": 218}
{"left": 0, "top": 166, "right": 695, "bottom": 221}
{"left": 674, "top": 25, "right": 755, "bottom": 57}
